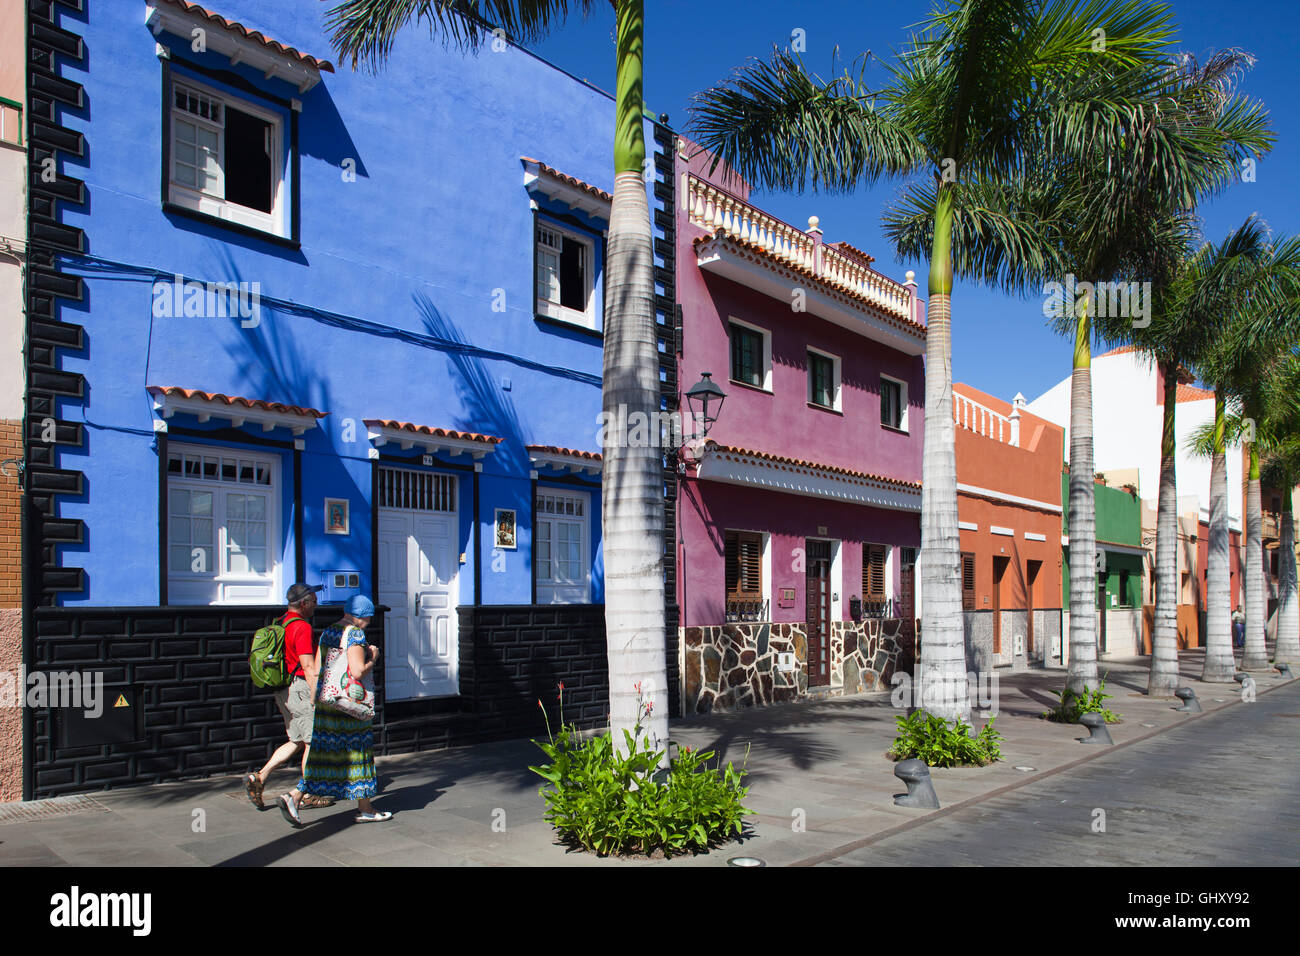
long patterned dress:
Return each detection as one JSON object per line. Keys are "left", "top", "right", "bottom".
{"left": 298, "top": 623, "right": 376, "bottom": 800}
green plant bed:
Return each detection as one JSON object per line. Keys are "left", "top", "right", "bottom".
{"left": 529, "top": 686, "right": 752, "bottom": 858}
{"left": 1042, "top": 676, "right": 1123, "bottom": 724}
{"left": 886, "top": 710, "right": 1003, "bottom": 767}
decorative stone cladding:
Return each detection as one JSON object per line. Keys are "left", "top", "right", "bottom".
{"left": 680, "top": 617, "right": 903, "bottom": 715}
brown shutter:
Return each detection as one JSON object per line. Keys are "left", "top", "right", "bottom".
{"left": 726, "top": 530, "right": 763, "bottom": 600}
{"left": 861, "top": 544, "right": 887, "bottom": 600}
{"left": 961, "top": 552, "right": 976, "bottom": 610}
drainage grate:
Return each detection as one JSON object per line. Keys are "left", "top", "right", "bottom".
{"left": 0, "top": 794, "right": 111, "bottom": 825}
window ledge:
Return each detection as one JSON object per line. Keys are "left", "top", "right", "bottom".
{"left": 163, "top": 201, "right": 300, "bottom": 250}
{"left": 880, "top": 423, "right": 909, "bottom": 435}
{"left": 535, "top": 313, "right": 603, "bottom": 339}
{"left": 728, "top": 378, "right": 773, "bottom": 396}
{"left": 808, "top": 402, "right": 843, "bottom": 416}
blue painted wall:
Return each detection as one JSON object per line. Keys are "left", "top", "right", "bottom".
{"left": 51, "top": 1, "right": 659, "bottom": 607}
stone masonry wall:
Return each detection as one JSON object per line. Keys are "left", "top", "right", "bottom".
{"left": 681, "top": 617, "right": 903, "bottom": 715}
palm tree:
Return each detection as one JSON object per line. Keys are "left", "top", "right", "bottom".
{"left": 689, "top": 0, "right": 1175, "bottom": 721}
{"left": 1259, "top": 368, "right": 1300, "bottom": 665}
{"left": 1190, "top": 235, "right": 1300, "bottom": 679}
{"left": 883, "top": 48, "right": 1269, "bottom": 697}
{"left": 325, "top": 0, "right": 670, "bottom": 753}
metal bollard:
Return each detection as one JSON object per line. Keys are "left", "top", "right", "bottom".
{"left": 892, "top": 758, "right": 940, "bottom": 809}
{"left": 1174, "top": 687, "right": 1202, "bottom": 712}
{"left": 1078, "top": 711, "right": 1113, "bottom": 745}
{"left": 1276, "top": 663, "right": 1294, "bottom": 679}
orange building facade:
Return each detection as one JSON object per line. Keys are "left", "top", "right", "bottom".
{"left": 954, "top": 384, "right": 1064, "bottom": 669}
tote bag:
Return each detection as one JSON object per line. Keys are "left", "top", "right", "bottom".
{"left": 317, "top": 625, "right": 375, "bottom": 720}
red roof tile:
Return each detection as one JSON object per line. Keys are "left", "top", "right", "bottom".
{"left": 526, "top": 445, "right": 603, "bottom": 461}
{"left": 148, "top": 386, "right": 325, "bottom": 419}
{"left": 828, "top": 240, "right": 876, "bottom": 265}
{"left": 703, "top": 442, "right": 921, "bottom": 491}
{"left": 364, "top": 420, "right": 503, "bottom": 445}
{"left": 159, "top": 0, "right": 335, "bottom": 72}
{"left": 521, "top": 157, "right": 613, "bottom": 204}
{"left": 1096, "top": 344, "right": 1140, "bottom": 358}
{"left": 692, "top": 233, "right": 924, "bottom": 338}
{"left": 1175, "top": 384, "right": 1216, "bottom": 403}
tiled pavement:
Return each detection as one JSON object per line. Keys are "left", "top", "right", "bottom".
{"left": 0, "top": 651, "right": 1295, "bottom": 867}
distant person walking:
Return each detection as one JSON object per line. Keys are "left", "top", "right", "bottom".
{"left": 245, "top": 583, "right": 333, "bottom": 810}
{"left": 1232, "top": 607, "right": 1246, "bottom": 649}
{"left": 279, "top": 594, "right": 391, "bottom": 826}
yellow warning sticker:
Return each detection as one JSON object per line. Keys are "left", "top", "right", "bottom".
{"left": 114, "top": 694, "right": 129, "bottom": 708}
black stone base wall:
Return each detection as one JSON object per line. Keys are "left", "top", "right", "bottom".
{"left": 28, "top": 602, "right": 681, "bottom": 799}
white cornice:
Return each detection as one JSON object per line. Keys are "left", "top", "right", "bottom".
{"left": 367, "top": 424, "right": 499, "bottom": 460}
{"left": 523, "top": 160, "right": 611, "bottom": 220}
{"left": 957, "top": 482, "right": 1061, "bottom": 514}
{"left": 528, "top": 449, "right": 602, "bottom": 476}
{"left": 151, "top": 392, "right": 320, "bottom": 436}
{"left": 696, "top": 448, "right": 921, "bottom": 512}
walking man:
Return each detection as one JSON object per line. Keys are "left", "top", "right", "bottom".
{"left": 245, "top": 583, "right": 332, "bottom": 809}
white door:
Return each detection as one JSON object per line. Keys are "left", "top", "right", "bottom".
{"left": 377, "top": 469, "right": 458, "bottom": 699}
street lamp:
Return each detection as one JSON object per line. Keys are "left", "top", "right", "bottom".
{"left": 684, "top": 372, "right": 726, "bottom": 442}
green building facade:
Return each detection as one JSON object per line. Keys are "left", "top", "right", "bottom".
{"left": 1062, "top": 474, "right": 1145, "bottom": 611}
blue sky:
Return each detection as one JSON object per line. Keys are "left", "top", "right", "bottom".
{"left": 529, "top": 0, "right": 1300, "bottom": 404}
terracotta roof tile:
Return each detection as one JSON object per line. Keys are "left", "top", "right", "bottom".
{"left": 526, "top": 445, "right": 603, "bottom": 461}
{"left": 148, "top": 386, "right": 325, "bottom": 419}
{"left": 159, "top": 0, "right": 335, "bottom": 72}
{"left": 1175, "top": 383, "right": 1216, "bottom": 403}
{"left": 703, "top": 442, "right": 921, "bottom": 491}
{"left": 692, "top": 233, "right": 923, "bottom": 337}
{"left": 521, "top": 157, "right": 613, "bottom": 204}
{"left": 1096, "top": 344, "right": 1140, "bottom": 358}
{"left": 364, "top": 420, "right": 503, "bottom": 445}
{"left": 828, "top": 240, "right": 876, "bottom": 265}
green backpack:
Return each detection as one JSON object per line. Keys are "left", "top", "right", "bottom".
{"left": 249, "top": 615, "right": 292, "bottom": 689}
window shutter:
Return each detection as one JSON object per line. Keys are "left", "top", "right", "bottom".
{"left": 725, "top": 530, "right": 763, "bottom": 599}
{"left": 861, "top": 544, "right": 887, "bottom": 600}
{"left": 961, "top": 552, "right": 976, "bottom": 610}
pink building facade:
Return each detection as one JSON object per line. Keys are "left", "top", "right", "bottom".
{"left": 673, "top": 141, "right": 926, "bottom": 715}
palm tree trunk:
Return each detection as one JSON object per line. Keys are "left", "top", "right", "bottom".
{"left": 1148, "top": 364, "right": 1180, "bottom": 695}
{"left": 917, "top": 183, "right": 970, "bottom": 721}
{"left": 1276, "top": 492, "right": 1299, "bottom": 664}
{"left": 1243, "top": 443, "right": 1270, "bottom": 670}
{"left": 603, "top": 0, "right": 667, "bottom": 755}
{"left": 1066, "top": 297, "right": 1099, "bottom": 694}
{"left": 1201, "top": 396, "right": 1234, "bottom": 681}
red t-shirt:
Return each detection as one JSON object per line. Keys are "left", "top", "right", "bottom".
{"left": 283, "top": 611, "right": 315, "bottom": 679}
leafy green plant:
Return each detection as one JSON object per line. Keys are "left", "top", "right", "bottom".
{"left": 887, "top": 710, "right": 1002, "bottom": 767}
{"left": 528, "top": 683, "right": 752, "bottom": 857}
{"left": 1043, "top": 675, "right": 1122, "bottom": 724}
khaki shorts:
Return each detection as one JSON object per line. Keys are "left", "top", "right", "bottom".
{"left": 273, "top": 678, "right": 315, "bottom": 744}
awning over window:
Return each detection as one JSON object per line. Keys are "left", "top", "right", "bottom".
{"left": 146, "top": 0, "right": 334, "bottom": 92}
{"left": 527, "top": 444, "right": 602, "bottom": 476}
{"left": 522, "top": 157, "right": 612, "bottom": 219}
{"left": 365, "top": 420, "right": 503, "bottom": 460}
{"left": 149, "top": 385, "right": 324, "bottom": 435}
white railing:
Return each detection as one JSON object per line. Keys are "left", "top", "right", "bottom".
{"left": 686, "top": 174, "right": 911, "bottom": 320}
{"left": 955, "top": 393, "right": 1021, "bottom": 447}
{"left": 819, "top": 243, "right": 911, "bottom": 317}
{"left": 687, "top": 175, "right": 817, "bottom": 269}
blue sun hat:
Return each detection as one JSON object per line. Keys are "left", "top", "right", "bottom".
{"left": 346, "top": 594, "right": 376, "bottom": 619}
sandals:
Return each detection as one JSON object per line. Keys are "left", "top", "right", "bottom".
{"left": 355, "top": 810, "right": 392, "bottom": 823}
{"left": 244, "top": 773, "right": 265, "bottom": 809}
{"left": 299, "top": 794, "right": 336, "bottom": 810}
{"left": 278, "top": 793, "right": 303, "bottom": 828}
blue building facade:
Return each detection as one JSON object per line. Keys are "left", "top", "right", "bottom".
{"left": 23, "top": 0, "right": 680, "bottom": 797}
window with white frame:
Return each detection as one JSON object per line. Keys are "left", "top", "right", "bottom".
{"left": 535, "top": 489, "right": 591, "bottom": 603}
{"left": 166, "top": 444, "right": 282, "bottom": 605}
{"left": 881, "top": 375, "right": 908, "bottom": 431}
{"left": 535, "top": 220, "right": 596, "bottom": 329}
{"left": 729, "top": 318, "right": 772, "bottom": 391}
{"left": 168, "top": 78, "right": 287, "bottom": 237}
{"left": 807, "top": 347, "right": 842, "bottom": 411}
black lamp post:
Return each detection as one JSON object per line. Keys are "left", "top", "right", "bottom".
{"left": 684, "top": 372, "right": 726, "bottom": 443}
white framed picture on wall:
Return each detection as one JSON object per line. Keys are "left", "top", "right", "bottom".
{"left": 324, "top": 498, "right": 350, "bottom": 535}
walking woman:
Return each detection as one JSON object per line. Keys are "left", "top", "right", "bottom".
{"left": 279, "top": 594, "right": 392, "bottom": 825}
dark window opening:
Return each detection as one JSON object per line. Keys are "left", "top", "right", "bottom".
{"left": 882, "top": 379, "right": 903, "bottom": 428}
{"left": 224, "top": 106, "right": 273, "bottom": 213}
{"left": 730, "top": 324, "right": 763, "bottom": 388}
{"left": 559, "top": 237, "right": 586, "bottom": 312}
{"left": 809, "top": 352, "right": 834, "bottom": 407}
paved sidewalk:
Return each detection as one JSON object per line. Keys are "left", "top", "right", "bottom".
{"left": 0, "top": 653, "right": 1293, "bottom": 866}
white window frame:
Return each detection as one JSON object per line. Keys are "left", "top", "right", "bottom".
{"left": 165, "top": 442, "right": 283, "bottom": 606}
{"left": 168, "top": 77, "right": 288, "bottom": 238}
{"left": 535, "top": 487, "right": 592, "bottom": 603}
{"left": 881, "top": 374, "right": 909, "bottom": 432}
{"left": 806, "top": 346, "right": 842, "bottom": 411}
{"left": 535, "top": 218, "right": 597, "bottom": 330}
{"left": 728, "top": 316, "right": 773, "bottom": 392}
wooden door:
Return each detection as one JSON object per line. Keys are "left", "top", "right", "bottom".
{"left": 899, "top": 547, "right": 916, "bottom": 628}
{"left": 1026, "top": 559, "right": 1041, "bottom": 655}
{"left": 1097, "top": 584, "right": 1108, "bottom": 654}
{"left": 993, "top": 556, "right": 1009, "bottom": 654}
{"left": 806, "top": 539, "right": 832, "bottom": 687}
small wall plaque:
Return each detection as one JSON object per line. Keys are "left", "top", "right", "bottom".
{"left": 494, "top": 508, "right": 517, "bottom": 550}
{"left": 324, "top": 498, "right": 350, "bottom": 535}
